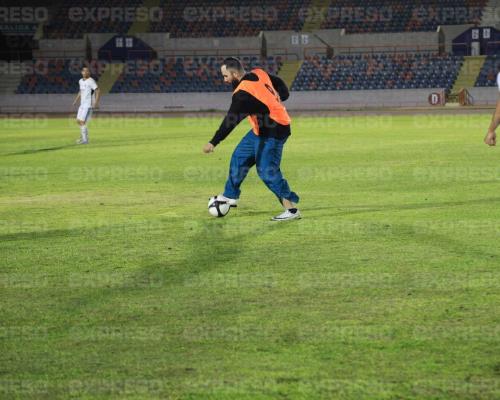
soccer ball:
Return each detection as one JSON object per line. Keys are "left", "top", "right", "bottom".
{"left": 208, "top": 196, "right": 230, "bottom": 218}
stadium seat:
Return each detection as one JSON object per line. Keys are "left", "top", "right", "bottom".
{"left": 475, "top": 55, "right": 500, "bottom": 87}
{"left": 291, "top": 52, "right": 463, "bottom": 91}
{"left": 39, "top": 0, "right": 488, "bottom": 38}
{"left": 15, "top": 55, "right": 283, "bottom": 94}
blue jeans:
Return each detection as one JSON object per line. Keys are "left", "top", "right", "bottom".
{"left": 223, "top": 130, "right": 299, "bottom": 204}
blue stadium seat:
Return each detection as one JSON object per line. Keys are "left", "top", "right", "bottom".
{"left": 291, "top": 53, "right": 463, "bottom": 92}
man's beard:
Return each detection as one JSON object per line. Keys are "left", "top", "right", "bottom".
{"left": 231, "top": 80, "right": 240, "bottom": 90}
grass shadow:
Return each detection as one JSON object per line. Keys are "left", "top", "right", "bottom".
{"left": 3, "top": 144, "right": 76, "bottom": 156}
{"left": 306, "top": 197, "right": 500, "bottom": 217}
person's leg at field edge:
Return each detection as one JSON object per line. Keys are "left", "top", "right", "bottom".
{"left": 255, "top": 135, "right": 300, "bottom": 220}
{"left": 76, "top": 106, "right": 91, "bottom": 144}
{"left": 222, "top": 130, "right": 257, "bottom": 202}
{"left": 485, "top": 97, "right": 500, "bottom": 146}
{"left": 76, "top": 120, "right": 87, "bottom": 144}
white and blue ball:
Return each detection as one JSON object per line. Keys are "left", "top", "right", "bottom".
{"left": 208, "top": 196, "right": 230, "bottom": 218}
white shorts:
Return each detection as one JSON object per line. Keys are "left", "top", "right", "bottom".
{"left": 77, "top": 106, "right": 92, "bottom": 123}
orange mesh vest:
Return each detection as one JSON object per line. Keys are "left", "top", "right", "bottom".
{"left": 233, "top": 68, "right": 291, "bottom": 135}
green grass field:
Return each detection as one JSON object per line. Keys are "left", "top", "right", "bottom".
{"left": 1, "top": 113, "right": 500, "bottom": 399}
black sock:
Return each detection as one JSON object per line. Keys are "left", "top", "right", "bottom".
{"left": 288, "top": 208, "right": 298, "bottom": 214}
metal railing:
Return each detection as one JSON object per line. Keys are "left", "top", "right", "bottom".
{"left": 458, "top": 88, "right": 474, "bottom": 105}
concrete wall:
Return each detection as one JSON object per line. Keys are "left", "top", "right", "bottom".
{"left": 87, "top": 34, "right": 116, "bottom": 60}
{"left": 135, "top": 33, "right": 169, "bottom": 53}
{"left": 88, "top": 34, "right": 170, "bottom": 59}
{"left": 314, "top": 30, "right": 440, "bottom": 54}
{"left": 83, "top": 33, "right": 262, "bottom": 59}
{"left": 0, "top": 89, "right": 450, "bottom": 113}
{"left": 287, "top": 89, "right": 444, "bottom": 109}
{"left": 35, "top": 39, "right": 86, "bottom": 58}
{"left": 263, "top": 29, "right": 448, "bottom": 59}
{"left": 161, "top": 36, "right": 262, "bottom": 58}
{"left": 439, "top": 24, "right": 474, "bottom": 53}
{"left": 469, "top": 87, "right": 499, "bottom": 105}
{"left": 34, "top": 26, "right": 473, "bottom": 62}
{"left": 264, "top": 26, "right": 470, "bottom": 58}
{"left": 261, "top": 30, "right": 442, "bottom": 59}
{"left": 262, "top": 31, "right": 327, "bottom": 59}
{"left": 67, "top": 30, "right": 444, "bottom": 62}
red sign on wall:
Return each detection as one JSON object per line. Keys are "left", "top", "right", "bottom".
{"left": 428, "top": 92, "right": 443, "bottom": 106}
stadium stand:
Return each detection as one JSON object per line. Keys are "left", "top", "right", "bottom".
{"left": 17, "top": 53, "right": 465, "bottom": 94}
{"left": 43, "top": 0, "right": 143, "bottom": 39}
{"left": 110, "top": 56, "right": 283, "bottom": 93}
{"left": 12, "top": 0, "right": 493, "bottom": 95}
{"left": 150, "top": 0, "right": 309, "bottom": 37}
{"left": 291, "top": 53, "right": 463, "bottom": 91}
{"left": 41, "top": 0, "right": 310, "bottom": 38}
{"left": 15, "top": 56, "right": 283, "bottom": 94}
{"left": 475, "top": 55, "right": 499, "bottom": 87}
{"left": 16, "top": 59, "right": 104, "bottom": 94}
{"left": 38, "top": 0, "right": 488, "bottom": 38}
{"left": 320, "top": 0, "right": 487, "bottom": 33}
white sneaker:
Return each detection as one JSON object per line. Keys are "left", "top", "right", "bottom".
{"left": 217, "top": 195, "right": 238, "bottom": 208}
{"left": 76, "top": 139, "right": 88, "bottom": 145}
{"left": 271, "top": 209, "right": 301, "bottom": 221}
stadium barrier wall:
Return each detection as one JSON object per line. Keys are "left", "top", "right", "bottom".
{"left": 439, "top": 24, "right": 474, "bottom": 53}
{"left": 89, "top": 34, "right": 264, "bottom": 59}
{"left": 468, "top": 87, "right": 499, "bottom": 105}
{"left": 162, "top": 36, "right": 262, "bottom": 54}
{"left": 34, "top": 38, "right": 86, "bottom": 59}
{"left": 313, "top": 30, "right": 440, "bottom": 54}
{"left": 0, "top": 89, "right": 460, "bottom": 113}
{"left": 263, "top": 30, "right": 328, "bottom": 59}
{"left": 34, "top": 26, "right": 471, "bottom": 62}
{"left": 88, "top": 34, "right": 123, "bottom": 60}
{"left": 284, "top": 89, "right": 447, "bottom": 110}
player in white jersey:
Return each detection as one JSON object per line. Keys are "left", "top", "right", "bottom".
{"left": 72, "top": 67, "right": 100, "bottom": 144}
{"left": 484, "top": 66, "right": 500, "bottom": 146}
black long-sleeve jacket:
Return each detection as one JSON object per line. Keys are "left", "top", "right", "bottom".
{"left": 209, "top": 71, "right": 291, "bottom": 146}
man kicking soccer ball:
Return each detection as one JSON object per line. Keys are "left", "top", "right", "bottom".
{"left": 72, "top": 66, "right": 100, "bottom": 145}
{"left": 202, "top": 57, "right": 300, "bottom": 221}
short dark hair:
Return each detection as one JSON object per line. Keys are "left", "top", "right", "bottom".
{"left": 222, "top": 57, "right": 244, "bottom": 72}
{"left": 81, "top": 66, "right": 89, "bottom": 71}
